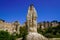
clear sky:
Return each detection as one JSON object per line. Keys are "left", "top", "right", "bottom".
{"left": 0, "top": 0, "right": 60, "bottom": 24}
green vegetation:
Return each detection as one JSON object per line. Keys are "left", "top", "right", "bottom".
{"left": 0, "top": 26, "right": 28, "bottom": 40}
{"left": 0, "top": 30, "right": 16, "bottom": 40}
{"left": 0, "top": 26, "right": 60, "bottom": 40}
{"left": 19, "top": 27, "right": 28, "bottom": 40}
{"left": 37, "top": 26, "right": 60, "bottom": 38}
{"left": 17, "top": 26, "right": 60, "bottom": 39}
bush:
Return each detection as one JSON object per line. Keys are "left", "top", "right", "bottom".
{"left": 19, "top": 27, "right": 28, "bottom": 40}
{"left": 0, "top": 30, "right": 16, "bottom": 40}
{"left": 37, "top": 26, "right": 60, "bottom": 38}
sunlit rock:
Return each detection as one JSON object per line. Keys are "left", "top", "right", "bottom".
{"left": 26, "top": 4, "right": 48, "bottom": 40}
{"left": 27, "top": 32, "right": 48, "bottom": 40}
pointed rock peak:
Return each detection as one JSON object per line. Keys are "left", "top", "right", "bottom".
{"left": 30, "top": 4, "right": 34, "bottom": 10}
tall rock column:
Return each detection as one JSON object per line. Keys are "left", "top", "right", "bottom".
{"left": 27, "top": 4, "right": 37, "bottom": 33}
{"left": 26, "top": 4, "right": 48, "bottom": 40}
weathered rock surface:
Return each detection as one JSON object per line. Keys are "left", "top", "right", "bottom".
{"left": 26, "top": 32, "right": 48, "bottom": 40}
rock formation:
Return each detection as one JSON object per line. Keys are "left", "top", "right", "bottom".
{"left": 26, "top": 4, "right": 48, "bottom": 40}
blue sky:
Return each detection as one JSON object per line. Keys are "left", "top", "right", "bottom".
{"left": 0, "top": 0, "right": 60, "bottom": 24}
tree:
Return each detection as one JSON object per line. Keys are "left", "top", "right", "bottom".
{"left": 0, "top": 30, "right": 16, "bottom": 40}
{"left": 0, "top": 30, "right": 10, "bottom": 40}
{"left": 37, "top": 26, "right": 60, "bottom": 38}
{"left": 19, "top": 27, "right": 28, "bottom": 40}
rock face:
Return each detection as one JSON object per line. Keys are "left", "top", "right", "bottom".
{"left": 0, "top": 20, "right": 20, "bottom": 34}
{"left": 26, "top": 4, "right": 48, "bottom": 40}
{"left": 27, "top": 32, "right": 48, "bottom": 40}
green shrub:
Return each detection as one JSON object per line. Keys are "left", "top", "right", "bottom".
{"left": 37, "top": 26, "right": 60, "bottom": 38}
{"left": 0, "top": 30, "right": 16, "bottom": 40}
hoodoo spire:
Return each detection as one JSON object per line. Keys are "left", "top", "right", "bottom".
{"left": 26, "top": 4, "right": 48, "bottom": 40}
{"left": 27, "top": 4, "right": 37, "bottom": 32}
